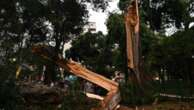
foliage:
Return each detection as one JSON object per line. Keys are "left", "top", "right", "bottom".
{"left": 140, "top": 0, "right": 194, "bottom": 31}
{"left": 60, "top": 93, "right": 95, "bottom": 110}
{"left": 140, "top": 24, "right": 161, "bottom": 74}
{"left": 0, "top": 0, "right": 109, "bottom": 55}
{"left": 149, "top": 28, "right": 194, "bottom": 80}
{"left": 0, "top": 0, "right": 111, "bottom": 84}
{"left": 118, "top": 0, "right": 131, "bottom": 11}
{"left": 60, "top": 80, "right": 98, "bottom": 110}
{"left": 106, "top": 13, "right": 126, "bottom": 73}
{"left": 0, "top": 0, "right": 193, "bottom": 108}
{"left": 120, "top": 82, "right": 155, "bottom": 105}
{"left": 118, "top": 0, "right": 194, "bottom": 32}
{"left": 67, "top": 32, "right": 115, "bottom": 77}
{"left": 0, "top": 0, "right": 109, "bottom": 108}
{"left": 106, "top": 12, "right": 161, "bottom": 75}
{"left": 0, "top": 56, "right": 24, "bottom": 110}
{"left": 0, "top": 79, "right": 24, "bottom": 110}
{"left": 106, "top": 13, "right": 125, "bottom": 46}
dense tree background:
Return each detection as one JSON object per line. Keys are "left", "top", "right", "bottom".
{"left": 0, "top": 0, "right": 194, "bottom": 108}
{"left": 104, "top": 0, "right": 194, "bottom": 105}
{"left": 116, "top": 0, "right": 194, "bottom": 77}
{"left": 0, "top": 0, "right": 109, "bottom": 109}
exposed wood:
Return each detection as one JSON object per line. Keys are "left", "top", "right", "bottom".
{"left": 124, "top": 0, "right": 141, "bottom": 84}
{"left": 57, "top": 59, "right": 118, "bottom": 91}
{"left": 101, "top": 90, "right": 121, "bottom": 110}
{"left": 85, "top": 92, "right": 104, "bottom": 101}
{"left": 32, "top": 45, "right": 121, "bottom": 110}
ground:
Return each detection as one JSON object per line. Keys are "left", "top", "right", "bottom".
{"left": 119, "top": 101, "right": 194, "bottom": 110}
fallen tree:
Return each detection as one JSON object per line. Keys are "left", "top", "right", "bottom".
{"left": 31, "top": 45, "right": 121, "bottom": 110}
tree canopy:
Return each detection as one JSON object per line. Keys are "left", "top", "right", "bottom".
{"left": 119, "top": 0, "right": 194, "bottom": 32}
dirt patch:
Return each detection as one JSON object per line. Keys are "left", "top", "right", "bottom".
{"left": 118, "top": 101, "right": 194, "bottom": 110}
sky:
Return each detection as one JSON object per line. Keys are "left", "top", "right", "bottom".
{"left": 63, "top": 0, "right": 120, "bottom": 52}
{"left": 88, "top": 0, "right": 120, "bottom": 34}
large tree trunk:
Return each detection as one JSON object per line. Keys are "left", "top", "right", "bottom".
{"left": 124, "top": 0, "right": 142, "bottom": 85}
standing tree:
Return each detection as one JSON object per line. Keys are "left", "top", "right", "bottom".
{"left": 67, "top": 32, "right": 114, "bottom": 78}
{"left": 0, "top": 0, "right": 110, "bottom": 83}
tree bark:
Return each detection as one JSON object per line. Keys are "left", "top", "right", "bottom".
{"left": 124, "top": 0, "right": 142, "bottom": 85}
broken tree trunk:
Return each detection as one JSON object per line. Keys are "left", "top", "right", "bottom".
{"left": 124, "top": 0, "right": 142, "bottom": 85}
{"left": 31, "top": 45, "right": 121, "bottom": 110}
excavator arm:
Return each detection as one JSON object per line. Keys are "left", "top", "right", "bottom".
{"left": 32, "top": 45, "right": 121, "bottom": 110}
